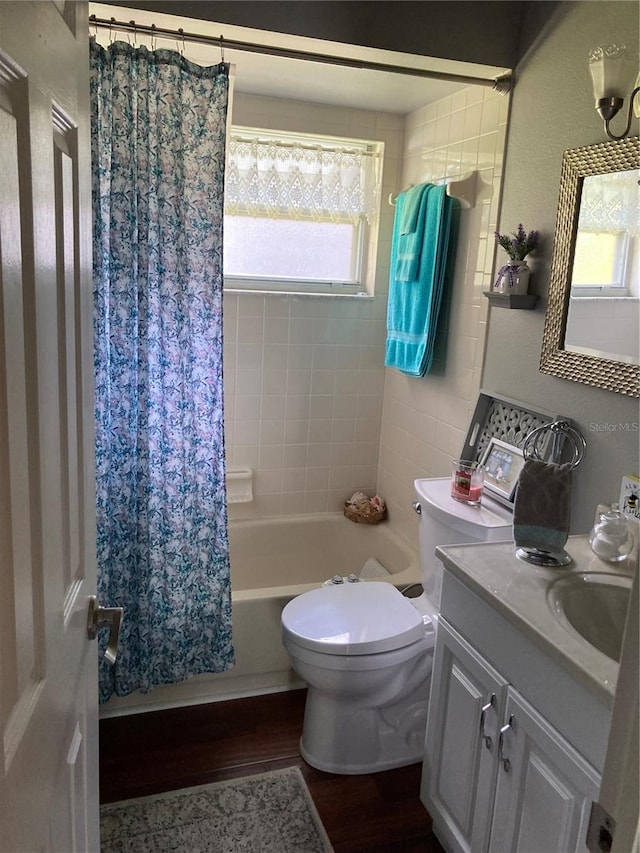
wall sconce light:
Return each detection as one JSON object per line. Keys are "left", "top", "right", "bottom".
{"left": 588, "top": 44, "right": 640, "bottom": 140}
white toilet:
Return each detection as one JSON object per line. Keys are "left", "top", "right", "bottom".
{"left": 280, "top": 477, "right": 513, "bottom": 774}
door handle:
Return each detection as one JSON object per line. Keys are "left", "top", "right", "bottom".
{"left": 479, "top": 693, "right": 496, "bottom": 751}
{"left": 498, "top": 714, "right": 515, "bottom": 772}
{"left": 87, "top": 596, "right": 123, "bottom": 664}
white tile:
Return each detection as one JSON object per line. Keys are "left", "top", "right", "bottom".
{"left": 263, "top": 344, "right": 288, "bottom": 369}
{"left": 287, "top": 368, "right": 312, "bottom": 396}
{"left": 235, "top": 396, "right": 261, "bottom": 421}
{"left": 255, "top": 468, "right": 284, "bottom": 495}
{"left": 331, "top": 443, "right": 354, "bottom": 467}
{"left": 237, "top": 294, "right": 266, "bottom": 317}
{"left": 235, "top": 420, "right": 260, "bottom": 445}
{"left": 329, "top": 467, "right": 354, "bottom": 491}
{"left": 463, "top": 103, "right": 483, "bottom": 138}
{"left": 285, "top": 395, "right": 310, "bottom": 420}
{"left": 311, "top": 370, "right": 335, "bottom": 395}
{"left": 281, "top": 491, "right": 307, "bottom": 514}
{"left": 334, "top": 370, "right": 360, "bottom": 395}
{"left": 313, "top": 344, "right": 338, "bottom": 369}
{"left": 282, "top": 467, "right": 306, "bottom": 492}
{"left": 309, "top": 396, "right": 334, "bottom": 420}
{"left": 238, "top": 314, "right": 265, "bottom": 343}
{"left": 448, "top": 109, "right": 465, "bottom": 144}
{"left": 261, "top": 395, "right": 285, "bottom": 420}
{"left": 262, "top": 369, "right": 286, "bottom": 395}
{"left": 435, "top": 115, "right": 451, "bottom": 148}
{"left": 288, "top": 344, "right": 313, "bottom": 369}
{"left": 307, "top": 442, "right": 332, "bottom": 465}
{"left": 289, "top": 317, "right": 317, "bottom": 344}
{"left": 260, "top": 420, "right": 286, "bottom": 445}
{"left": 331, "top": 419, "right": 356, "bottom": 443}
{"left": 283, "top": 444, "right": 308, "bottom": 467}
{"left": 285, "top": 419, "right": 309, "bottom": 444}
{"left": 306, "top": 467, "right": 330, "bottom": 491}
{"left": 481, "top": 97, "right": 500, "bottom": 135}
{"left": 237, "top": 343, "right": 263, "bottom": 369}
{"left": 265, "top": 295, "right": 291, "bottom": 317}
{"left": 264, "top": 316, "right": 289, "bottom": 344}
{"left": 232, "top": 445, "right": 259, "bottom": 468}
{"left": 304, "top": 491, "right": 329, "bottom": 514}
{"left": 258, "top": 444, "right": 285, "bottom": 469}
{"left": 332, "top": 395, "right": 358, "bottom": 420}
{"left": 236, "top": 369, "right": 262, "bottom": 396}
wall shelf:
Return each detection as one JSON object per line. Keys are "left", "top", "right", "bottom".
{"left": 483, "top": 291, "right": 539, "bottom": 310}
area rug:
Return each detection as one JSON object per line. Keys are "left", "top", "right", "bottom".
{"left": 100, "top": 766, "right": 334, "bottom": 852}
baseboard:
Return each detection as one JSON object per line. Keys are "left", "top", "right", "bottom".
{"left": 99, "top": 669, "right": 305, "bottom": 718}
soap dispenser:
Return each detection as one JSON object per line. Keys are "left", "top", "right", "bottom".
{"left": 589, "top": 504, "right": 633, "bottom": 563}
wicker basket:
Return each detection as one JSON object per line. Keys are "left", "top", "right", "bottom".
{"left": 343, "top": 502, "right": 387, "bottom": 525}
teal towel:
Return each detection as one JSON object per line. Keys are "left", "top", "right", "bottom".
{"left": 385, "top": 185, "right": 453, "bottom": 377}
{"left": 395, "top": 184, "right": 430, "bottom": 281}
{"left": 400, "top": 184, "right": 427, "bottom": 234}
{"left": 513, "top": 459, "right": 572, "bottom": 552}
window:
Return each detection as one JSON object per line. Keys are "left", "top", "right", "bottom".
{"left": 223, "top": 127, "right": 383, "bottom": 295}
{"left": 570, "top": 170, "right": 639, "bottom": 297}
{"left": 571, "top": 230, "right": 630, "bottom": 292}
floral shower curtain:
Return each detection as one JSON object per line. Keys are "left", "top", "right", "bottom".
{"left": 90, "top": 39, "right": 234, "bottom": 701}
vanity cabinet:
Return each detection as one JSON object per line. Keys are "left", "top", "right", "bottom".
{"left": 422, "top": 618, "right": 600, "bottom": 853}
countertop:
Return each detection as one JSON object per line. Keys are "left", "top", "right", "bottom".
{"left": 435, "top": 533, "right": 637, "bottom": 703}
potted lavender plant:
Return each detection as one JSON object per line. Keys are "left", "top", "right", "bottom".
{"left": 493, "top": 224, "right": 539, "bottom": 294}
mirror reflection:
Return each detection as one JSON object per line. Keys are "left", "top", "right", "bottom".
{"left": 565, "top": 169, "right": 639, "bottom": 365}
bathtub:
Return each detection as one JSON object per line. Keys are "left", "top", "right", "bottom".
{"left": 100, "top": 513, "right": 419, "bottom": 717}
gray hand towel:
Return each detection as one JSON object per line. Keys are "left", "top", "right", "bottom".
{"left": 513, "top": 459, "right": 572, "bottom": 552}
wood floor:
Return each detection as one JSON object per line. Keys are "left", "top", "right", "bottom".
{"left": 99, "top": 688, "right": 445, "bottom": 852}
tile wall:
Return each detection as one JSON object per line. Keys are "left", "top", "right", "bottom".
{"left": 224, "top": 87, "right": 508, "bottom": 530}
{"left": 224, "top": 94, "right": 402, "bottom": 519}
{"left": 376, "top": 86, "right": 510, "bottom": 547}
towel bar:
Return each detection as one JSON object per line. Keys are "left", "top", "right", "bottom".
{"left": 389, "top": 171, "right": 478, "bottom": 210}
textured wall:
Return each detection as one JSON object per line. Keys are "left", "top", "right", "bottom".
{"left": 482, "top": 0, "right": 640, "bottom": 532}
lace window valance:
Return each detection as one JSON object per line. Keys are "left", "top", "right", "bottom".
{"left": 225, "top": 129, "right": 383, "bottom": 224}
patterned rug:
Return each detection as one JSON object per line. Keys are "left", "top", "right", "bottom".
{"left": 100, "top": 767, "right": 334, "bottom": 852}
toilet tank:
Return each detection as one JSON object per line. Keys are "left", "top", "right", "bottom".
{"left": 414, "top": 478, "right": 513, "bottom": 608}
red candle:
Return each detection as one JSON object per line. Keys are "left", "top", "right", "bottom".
{"left": 451, "top": 468, "right": 483, "bottom": 503}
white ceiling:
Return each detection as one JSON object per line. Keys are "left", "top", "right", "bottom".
{"left": 91, "top": 3, "right": 510, "bottom": 114}
{"left": 223, "top": 53, "right": 464, "bottom": 114}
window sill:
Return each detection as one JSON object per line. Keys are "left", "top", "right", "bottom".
{"left": 224, "top": 287, "right": 374, "bottom": 299}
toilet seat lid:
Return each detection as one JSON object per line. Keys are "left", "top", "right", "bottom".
{"left": 281, "top": 582, "right": 427, "bottom": 655}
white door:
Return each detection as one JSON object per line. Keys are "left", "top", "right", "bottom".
{"left": 422, "top": 618, "right": 508, "bottom": 853}
{"left": 489, "top": 688, "right": 600, "bottom": 853}
{"left": 0, "top": 2, "right": 100, "bottom": 850}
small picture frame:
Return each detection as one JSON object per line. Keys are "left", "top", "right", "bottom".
{"left": 481, "top": 438, "right": 525, "bottom": 502}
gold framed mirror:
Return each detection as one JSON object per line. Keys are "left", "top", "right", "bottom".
{"left": 540, "top": 136, "right": 640, "bottom": 398}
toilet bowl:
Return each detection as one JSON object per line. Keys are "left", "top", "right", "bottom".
{"left": 282, "top": 582, "right": 435, "bottom": 774}
{"left": 281, "top": 477, "right": 513, "bottom": 775}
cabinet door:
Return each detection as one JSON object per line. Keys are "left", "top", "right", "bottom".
{"left": 422, "top": 619, "right": 508, "bottom": 853}
{"left": 489, "top": 688, "right": 600, "bottom": 853}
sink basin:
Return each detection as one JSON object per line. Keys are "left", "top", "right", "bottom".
{"left": 548, "top": 572, "right": 633, "bottom": 662}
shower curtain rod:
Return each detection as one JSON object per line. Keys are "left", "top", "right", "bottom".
{"left": 89, "top": 14, "right": 512, "bottom": 94}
